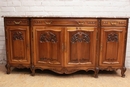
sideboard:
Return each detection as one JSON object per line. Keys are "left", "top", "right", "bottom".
{"left": 4, "top": 17, "right": 128, "bottom": 77}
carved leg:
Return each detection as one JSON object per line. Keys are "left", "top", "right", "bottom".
{"left": 94, "top": 67, "right": 99, "bottom": 78}
{"left": 31, "top": 65, "right": 35, "bottom": 76}
{"left": 5, "top": 64, "right": 11, "bottom": 74}
{"left": 121, "top": 67, "right": 126, "bottom": 77}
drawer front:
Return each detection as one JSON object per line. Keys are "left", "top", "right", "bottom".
{"left": 101, "top": 19, "right": 127, "bottom": 27}
{"left": 5, "top": 18, "right": 29, "bottom": 26}
{"left": 31, "top": 19, "right": 98, "bottom": 26}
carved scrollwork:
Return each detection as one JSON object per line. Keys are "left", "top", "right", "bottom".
{"left": 40, "top": 57, "right": 50, "bottom": 61}
{"left": 86, "top": 21, "right": 96, "bottom": 24}
{"left": 40, "top": 32, "right": 57, "bottom": 43}
{"left": 39, "top": 58, "right": 60, "bottom": 64}
{"left": 71, "top": 32, "right": 90, "bottom": 43}
{"left": 103, "top": 21, "right": 126, "bottom": 25}
{"left": 13, "top": 31, "right": 23, "bottom": 40}
{"left": 15, "top": 64, "right": 26, "bottom": 69}
{"left": 70, "top": 59, "right": 89, "bottom": 63}
{"left": 33, "top": 20, "right": 44, "bottom": 24}
{"left": 107, "top": 33, "right": 118, "bottom": 42}
{"left": 106, "top": 66, "right": 116, "bottom": 71}
{"left": 51, "top": 67, "right": 79, "bottom": 74}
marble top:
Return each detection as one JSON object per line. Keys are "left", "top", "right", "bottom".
{"left": 1, "top": 15, "right": 130, "bottom": 18}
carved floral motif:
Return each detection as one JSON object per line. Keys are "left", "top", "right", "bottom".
{"left": 107, "top": 33, "right": 118, "bottom": 42}
{"left": 13, "top": 31, "right": 23, "bottom": 40}
{"left": 40, "top": 32, "right": 57, "bottom": 43}
{"left": 71, "top": 32, "right": 90, "bottom": 43}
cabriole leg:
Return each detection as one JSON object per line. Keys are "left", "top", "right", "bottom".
{"left": 94, "top": 67, "right": 99, "bottom": 78}
{"left": 5, "top": 64, "right": 11, "bottom": 74}
{"left": 121, "top": 67, "right": 126, "bottom": 77}
{"left": 31, "top": 65, "right": 35, "bottom": 76}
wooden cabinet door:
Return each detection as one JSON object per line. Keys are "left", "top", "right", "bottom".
{"left": 6, "top": 26, "right": 30, "bottom": 64}
{"left": 65, "top": 27, "right": 97, "bottom": 67}
{"left": 99, "top": 27, "right": 126, "bottom": 67}
{"left": 33, "top": 26, "right": 64, "bottom": 66}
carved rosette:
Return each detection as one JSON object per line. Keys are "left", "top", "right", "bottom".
{"left": 107, "top": 33, "right": 118, "bottom": 42}
{"left": 71, "top": 32, "right": 90, "bottom": 43}
{"left": 40, "top": 32, "right": 57, "bottom": 43}
{"left": 13, "top": 31, "right": 23, "bottom": 40}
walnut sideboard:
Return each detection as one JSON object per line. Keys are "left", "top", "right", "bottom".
{"left": 4, "top": 17, "right": 128, "bottom": 77}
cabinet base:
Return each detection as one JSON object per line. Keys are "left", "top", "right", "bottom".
{"left": 30, "top": 66, "right": 97, "bottom": 77}
{"left": 5, "top": 63, "right": 30, "bottom": 74}
{"left": 100, "top": 66, "right": 126, "bottom": 77}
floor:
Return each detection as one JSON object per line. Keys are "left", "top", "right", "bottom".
{"left": 0, "top": 64, "right": 130, "bottom": 87}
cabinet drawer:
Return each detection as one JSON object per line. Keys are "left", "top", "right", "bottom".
{"left": 101, "top": 19, "right": 127, "bottom": 27}
{"left": 31, "top": 19, "right": 97, "bottom": 26}
{"left": 5, "top": 18, "right": 29, "bottom": 26}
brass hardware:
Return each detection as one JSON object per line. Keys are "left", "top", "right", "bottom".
{"left": 111, "top": 22, "right": 116, "bottom": 26}
{"left": 14, "top": 21, "right": 21, "bottom": 24}
{"left": 44, "top": 21, "right": 52, "bottom": 24}
{"left": 62, "top": 43, "right": 66, "bottom": 52}
{"left": 77, "top": 21, "right": 84, "bottom": 25}
{"left": 62, "top": 43, "right": 64, "bottom": 51}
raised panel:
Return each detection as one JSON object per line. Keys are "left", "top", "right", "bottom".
{"left": 6, "top": 26, "right": 30, "bottom": 64}
{"left": 33, "top": 26, "right": 64, "bottom": 66}
{"left": 100, "top": 27, "right": 126, "bottom": 66}
{"left": 65, "top": 27, "right": 97, "bottom": 67}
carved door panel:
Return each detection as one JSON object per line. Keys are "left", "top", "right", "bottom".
{"left": 6, "top": 26, "right": 30, "bottom": 64}
{"left": 33, "top": 26, "right": 64, "bottom": 66}
{"left": 65, "top": 27, "right": 97, "bottom": 67}
{"left": 99, "top": 27, "right": 126, "bottom": 66}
